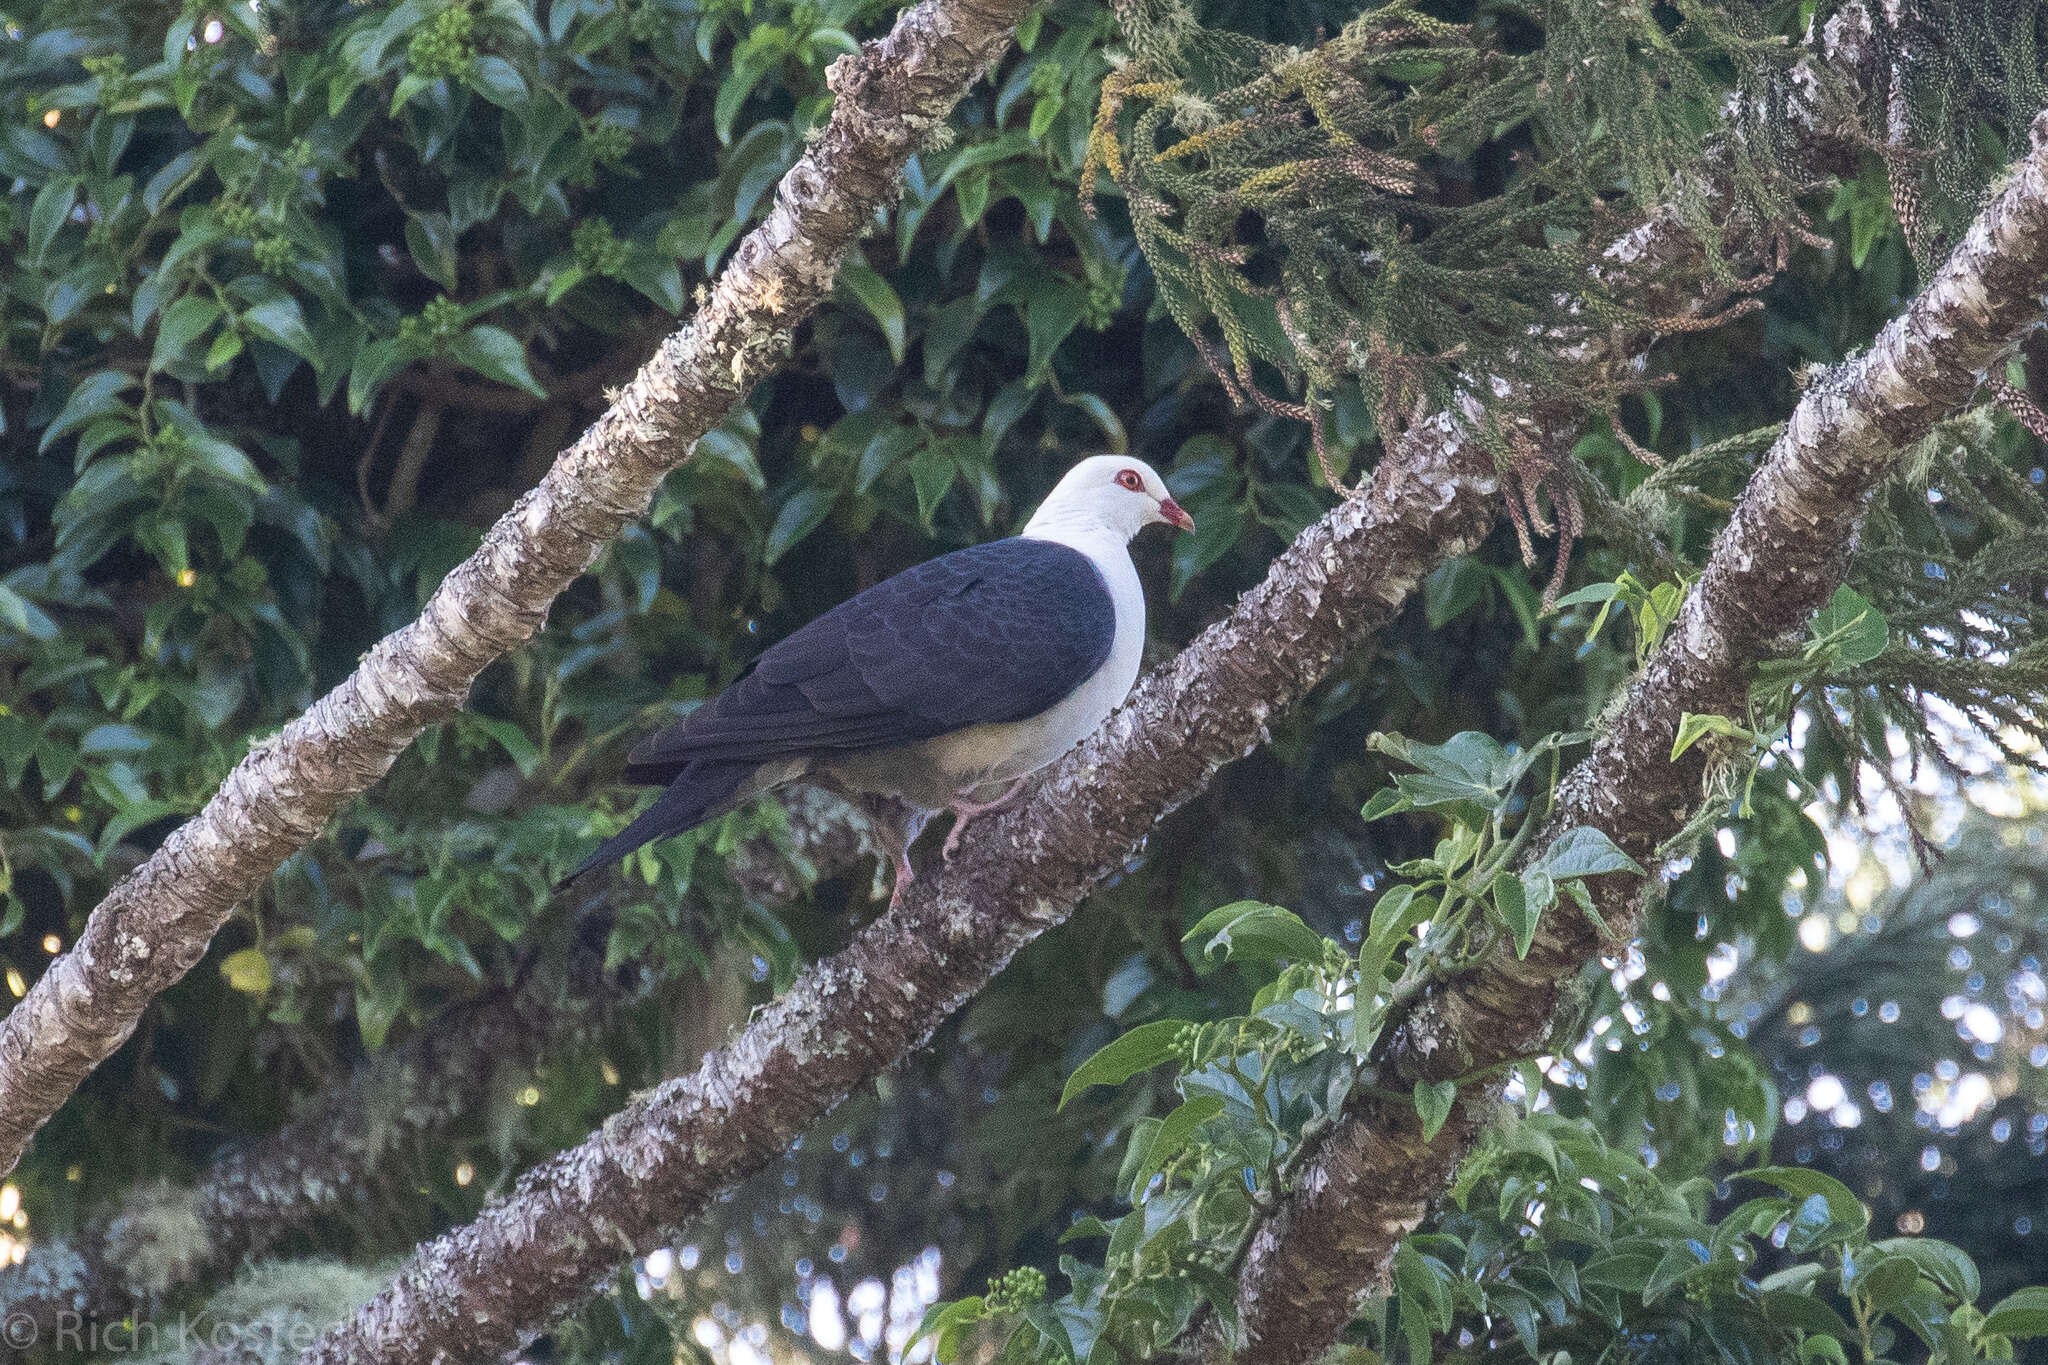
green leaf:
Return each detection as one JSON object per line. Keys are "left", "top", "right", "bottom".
{"left": 1783, "top": 1192, "right": 1843, "bottom": 1253}
{"left": 1413, "top": 1079, "right": 1456, "bottom": 1140}
{"left": 1359, "top": 787, "right": 1412, "bottom": 823}
{"left": 763, "top": 486, "right": 837, "bottom": 565}
{"left": 1028, "top": 91, "right": 1064, "bottom": 140}
{"left": 27, "top": 176, "right": 77, "bottom": 263}
{"left": 1532, "top": 826, "right": 1645, "bottom": 882}
{"left": 1810, "top": 585, "right": 1888, "bottom": 665}
{"left": 1491, "top": 566, "right": 1543, "bottom": 649}
{"left": 1127, "top": 1094, "right": 1223, "bottom": 1197}
{"left": 1057, "top": 1019, "right": 1189, "bottom": 1110}
{"left": 1489, "top": 1285, "right": 1543, "bottom": 1356}
{"left": 144, "top": 147, "right": 202, "bottom": 215}
{"left": 1182, "top": 901, "right": 1326, "bottom": 965}
{"left": 468, "top": 54, "right": 528, "bottom": 107}
{"left": 1549, "top": 582, "right": 1625, "bottom": 609}
{"left": 1642, "top": 1239, "right": 1711, "bottom": 1304}
{"left": 81, "top": 724, "right": 152, "bottom": 756}
{"left": 1358, "top": 886, "right": 1435, "bottom": 998}
{"left": 389, "top": 70, "right": 432, "bottom": 115}
{"left": 1798, "top": 1336, "right": 1849, "bottom": 1365}
{"left": 1739, "top": 1166, "right": 1868, "bottom": 1234}
{"left": 405, "top": 212, "right": 459, "bottom": 291}
{"left": 1553, "top": 578, "right": 1625, "bottom": 643}
{"left": 1671, "top": 711, "right": 1758, "bottom": 760}
{"left": 1763, "top": 1288, "right": 1856, "bottom": 1340}
{"left": 151, "top": 294, "right": 222, "bottom": 372}
{"left": 95, "top": 798, "right": 189, "bottom": 856}
{"left": 1059, "top": 391, "right": 1127, "bottom": 454}
{"left": 348, "top": 337, "right": 416, "bottom": 414}
{"left": 920, "top": 294, "right": 982, "bottom": 386}
{"left": 620, "top": 251, "right": 686, "bottom": 314}
{"left": 188, "top": 641, "right": 245, "bottom": 727}
{"left": 837, "top": 260, "right": 906, "bottom": 364}
{"left": 1167, "top": 497, "right": 1244, "bottom": 600}
{"left": 1854, "top": 1256, "right": 1921, "bottom": 1313}
{"left": 447, "top": 325, "right": 546, "bottom": 397}
{"left": 1425, "top": 555, "right": 1490, "bottom": 628}
{"left": 1871, "top": 1238, "right": 1979, "bottom": 1303}
{"left": 909, "top": 445, "right": 956, "bottom": 525}
{"left": 908, "top": 1297, "right": 988, "bottom": 1364}
{"left": 180, "top": 426, "right": 266, "bottom": 491}
{"left": 470, "top": 716, "right": 541, "bottom": 778}
{"left": 696, "top": 425, "right": 764, "bottom": 490}
{"left": 1891, "top": 1279, "right": 1950, "bottom": 1349}
{"left": 857, "top": 426, "right": 921, "bottom": 492}
{"left": 41, "top": 370, "right": 137, "bottom": 454}
{"left": 1580, "top": 1252, "right": 1659, "bottom": 1293}
{"left": 204, "top": 330, "right": 244, "bottom": 372}
{"left": 220, "top": 947, "right": 273, "bottom": 995}
{"left": 713, "top": 48, "right": 775, "bottom": 144}
{"left": 1025, "top": 283, "right": 1087, "bottom": 384}
{"left": 242, "top": 297, "right": 322, "bottom": 365}
{"left": 1494, "top": 870, "right": 1540, "bottom": 959}
{"left": 0, "top": 585, "right": 58, "bottom": 640}
{"left": 1983, "top": 1287, "right": 2048, "bottom": 1339}
{"left": 355, "top": 973, "right": 404, "bottom": 1050}
{"left": 1371, "top": 730, "right": 1530, "bottom": 812}
{"left": 953, "top": 164, "right": 991, "bottom": 230}
{"left": 1393, "top": 1242, "right": 1453, "bottom": 1332}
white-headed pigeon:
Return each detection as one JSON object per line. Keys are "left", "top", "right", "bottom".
{"left": 562, "top": 455, "right": 1194, "bottom": 903}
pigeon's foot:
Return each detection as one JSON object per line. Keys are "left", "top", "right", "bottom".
{"left": 942, "top": 778, "right": 1029, "bottom": 862}
{"left": 886, "top": 849, "right": 916, "bottom": 911}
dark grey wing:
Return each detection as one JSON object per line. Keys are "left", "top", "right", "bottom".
{"left": 621, "top": 538, "right": 1117, "bottom": 784}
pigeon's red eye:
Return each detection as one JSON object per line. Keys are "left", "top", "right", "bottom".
{"left": 1115, "top": 469, "right": 1144, "bottom": 491}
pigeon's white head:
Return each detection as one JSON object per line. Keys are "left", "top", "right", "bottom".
{"left": 1022, "top": 455, "right": 1195, "bottom": 546}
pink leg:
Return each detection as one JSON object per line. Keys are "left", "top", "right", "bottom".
{"left": 874, "top": 804, "right": 930, "bottom": 912}
{"left": 942, "top": 778, "right": 1029, "bottom": 862}
{"left": 886, "top": 847, "right": 917, "bottom": 910}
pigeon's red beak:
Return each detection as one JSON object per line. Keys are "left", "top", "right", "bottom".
{"left": 1159, "top": 498, "right": 1195, "bottom": 532}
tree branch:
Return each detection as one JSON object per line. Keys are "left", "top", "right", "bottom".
{"left": 0, "top": 790, "right": 873, "bottom": 1341}
{"left": 0, "top": 0, "right": 1030, "bottom": 1177}
{"left": 1216, "top": 107, "right": 2048, "bottom": 1365}
{"left": 294, "top": 386, "right": 1502, "bottom": 1365}
{"left": 16, "top": 4, "right": 1858, "bottom": 1332}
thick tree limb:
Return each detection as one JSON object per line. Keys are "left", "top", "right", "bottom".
{"left": 0, "top": 0, "right": 1030, "bottom": 1177}
{"left": 0, "top": 791, "right": 872, "bottom": 1341}
{"left": 17, "top": 9, "right": 1848, "bottom": 1335}
{"left": 295, "top": 386, "right": 1500, "bottom": 1365}
{"left": 1216, "top": 108, "right": 2048, "bottom": 1365}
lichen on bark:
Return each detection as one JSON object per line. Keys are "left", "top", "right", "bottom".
{"left": 1214, "top": 106, "right": 2048, "bottom": 1365}
{"left": 0, "top": 791, "right": 873, "bottom": 1341}
{"left": 293, "top": 327, "right": 1501, "bottom": 1365}
{"left": 0, "top": 0, "right": 1029, "bottom": 1178}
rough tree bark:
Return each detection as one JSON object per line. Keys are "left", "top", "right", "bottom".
{"left": 0, "top": 792, "right": 871, "bottom": 1341}
{"left": 0, "top": 0, "right": 1031, "bottom": 1178}
{"left": 17, "top": 4, "right": 1854, "bottom": 1335}
{"left": 1214, "top": 106, "right": 2048, "bottom": 1365}
{"left": 10, "top": 5, "right": 1889, "bottom": 1350}
{"left": 293, "top": 390, "right": 1501, "bottom": 1364}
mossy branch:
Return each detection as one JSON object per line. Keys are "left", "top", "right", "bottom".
{"left": 0, "top": 0, "right": 1031, "bottom": 1179}
{"left": 1213, "top": 107, "right": 2048, "bottom": 1365}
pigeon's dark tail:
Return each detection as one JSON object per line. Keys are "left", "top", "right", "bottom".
{"left": 556, "top": 761, "right": 755, "bottom": 891}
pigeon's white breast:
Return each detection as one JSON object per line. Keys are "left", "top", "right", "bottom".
{"left": 918, "top": 529, "right": 1145, "bottom": 794}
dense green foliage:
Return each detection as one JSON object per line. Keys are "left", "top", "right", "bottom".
{"left": 4, "top": 0, "right": 2048, "bottom": 1361}
{"left": 916, "top": 744, "right": 2048, "bottom": 1365}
